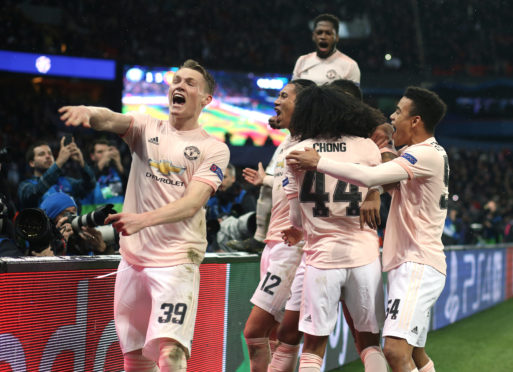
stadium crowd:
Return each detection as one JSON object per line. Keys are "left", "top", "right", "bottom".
{"left": 0, "top": 2, "right": 512, "bottom": 252}
{"left": 1, "top": 5, "right": 512, "bottom": 372}
{"left": 0, "top": 76, "right": 512, "bottom": 254}
{"left": 1, "top": 0, "right": 512, "bottom": 75}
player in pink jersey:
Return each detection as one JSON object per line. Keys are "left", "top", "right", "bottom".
{"left": 292, "top": 14, "right": 360, "bottom": 85}
{"left": 267, "top": 80, "right": 392, "bottom": 372}
{"left": 287, "top": 86, "right": 448, "bottom": 372}
{"left": 59, "top": 60, "right": 230, "bottom": 372}
{"left": 243, "top": 79, "right": 315, "bottom": 372}
{"left": 280, "top": 84, "right": 388, "bottom": 372}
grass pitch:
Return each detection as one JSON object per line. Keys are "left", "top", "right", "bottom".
{"left": 330, "top": 298, "right": 513, "bottom": 372}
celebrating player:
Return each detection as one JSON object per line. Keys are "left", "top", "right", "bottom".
{"left": 282, "top": 84, "right": 388, "bottom": 372}
{"left": 292, "top": 13, "right": 360, "bottom": 85}
{"left": 243, "top": 79, "right": 315, "bottom": 372}
{"left": 59, "top": 60, "right": 230, "bottom": 372}
{"left": 287, "top": 86, "right": 448, "bottom": 372}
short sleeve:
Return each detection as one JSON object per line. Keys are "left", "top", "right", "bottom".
{"left": 393, "top": 145, "right": 442, "bottom": 179}
{"left": 292, "top": 56, "right": 304, "bottom": 80}
{"left": 283, "top": 164, "right": 299, "bottom": 199}
{"left": 347, "top": 61, "right": 361, "bottom": 84}
{"left": 191, "top": 141, "right": 230, "bottom": 192}
{"left": 121, "top": 112, "right": 150, "bottom": 151}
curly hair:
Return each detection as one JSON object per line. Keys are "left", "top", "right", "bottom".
{"left": 290, "top": 84, "right": 385, "bottom": 141}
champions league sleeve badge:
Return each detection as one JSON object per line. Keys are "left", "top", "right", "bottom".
{"left": 210, "top": 164, "right": 224, "bottom": 181}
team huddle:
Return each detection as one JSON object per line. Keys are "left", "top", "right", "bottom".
{"left": 59, "top": 13, "right": 448, "bottom": 372}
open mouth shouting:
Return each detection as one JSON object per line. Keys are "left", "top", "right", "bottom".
{"left": 171, "top": 91, "right": 186, "bottom": 108}
{"left": 317, "top": 41, "right": 332, "bottom": 55}
{"left": 274, "top": 108, "right": 282, "bottom": 125}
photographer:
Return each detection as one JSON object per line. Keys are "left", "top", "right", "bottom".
{"left": 40, "top": 192, "right": 109, "bottom": 255}
{"left": 206, "top": 164, "right": 257, "bottom": 252}
{"left": 18, "top": 137, "right": 96, "bottom": 209}
{"left": 81, "top": 139, "right": 126, "bottom": 214}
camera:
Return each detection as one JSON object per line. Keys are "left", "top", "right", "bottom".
{"left": 15, "top": 204, "right": 119, "bottom": 254}
{"left": 14, "top": 208, "right": 64, "bottom": 254}
{"left": 62, "top": 204, "right": 119, "bottom": 245}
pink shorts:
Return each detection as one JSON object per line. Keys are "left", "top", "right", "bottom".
{"left": 114, "top": 258, "right": 200, "bottom": 361}
{"left": 251, "top": 240, "right": 303, "bottom": 322}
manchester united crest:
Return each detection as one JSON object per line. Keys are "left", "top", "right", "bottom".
{"left": 184, "top": 146, "right": 201, "bottom": 160}
{"left": 326, "top": 69, "right": 337, "bottom": 80}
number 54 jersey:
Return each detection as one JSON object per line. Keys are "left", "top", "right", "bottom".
{"left": 284, "top": 136, "right": 381, "bottom": 269}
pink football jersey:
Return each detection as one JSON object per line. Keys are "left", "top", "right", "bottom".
{"left": 292, "top": 50, "right": 360, "bottom": 85}
{"left": 119, "top": 112, "right": 230, "bottom": 267}
{"left": 284, "top": 136, "right": 381, "bottom": 269}
{"left": 382, "top": 137, "right": 449, "bottom": 275}
{"left": 265, "top": 135, "right": 300, "bottom": 243}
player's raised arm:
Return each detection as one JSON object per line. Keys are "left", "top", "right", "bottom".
{"left": 58, "top": 105, "right": 131, "bottom": 135}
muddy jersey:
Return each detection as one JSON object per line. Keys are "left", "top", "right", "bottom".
{"left": 120, "top": 112, "right": 230, "bottom": 267}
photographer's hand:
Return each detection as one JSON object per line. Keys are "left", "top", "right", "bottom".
{"left": 79, "top": 227, "right": 106, "bottom": 253}
{"left": 56, "top": 216, "right": 73, "bottom": 242}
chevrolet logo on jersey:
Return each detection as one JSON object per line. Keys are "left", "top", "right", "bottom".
{"left": 148, "top": 159, "right": 186, "bottom": 175}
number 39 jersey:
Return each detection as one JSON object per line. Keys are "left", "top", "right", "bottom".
{"left": 284, "top": 136, "right": 381, "bottom": 269}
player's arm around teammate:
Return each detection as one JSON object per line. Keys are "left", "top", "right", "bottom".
{"left": 287, "top": 86, "right": 448, "bottom": 372}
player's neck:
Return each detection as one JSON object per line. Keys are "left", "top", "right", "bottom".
{"left": 169, "top": 115, "right": 200, "bottom": 131}
{"left": 317, "top": 47, "right": 337, "bottom": 59}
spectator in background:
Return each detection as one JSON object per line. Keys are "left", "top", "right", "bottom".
{"left": 442, "top": 204, "right": 463, "bottom": 246}
{"left": 479, "top": 200, "right": 503, "bottom": 244}
{"left": 206, "top": 163, "right": 256, "bottom": 222}
{"left": 40, "top": 192, "right": 108, "bottom": 255}
{"left": 292, "top": 13, "right": 360, "bottom": 85}
{"left": 81, "top": 138, "right": 126, "bottom": 214}
{"left": 18, "top": 137, "right": 96, "bottom": 210}
{"left": 206, "top": 163, "right": 257, "bottom": 251}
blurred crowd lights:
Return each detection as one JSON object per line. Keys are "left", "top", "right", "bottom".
{"left": 126, "top": 67, "right": 178, "bottom": 85}
{"left": 126, "top": 67, "right": 288, "bottom": 90}
{"left": 255, "top": 77, "right": 288, "bottom": 90}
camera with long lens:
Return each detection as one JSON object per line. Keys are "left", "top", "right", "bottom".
{"left": 14, "top": 208, "right": 64, "bottom": 254}
{"left": 63, "top": 204, "right": 119, "bottom": 245}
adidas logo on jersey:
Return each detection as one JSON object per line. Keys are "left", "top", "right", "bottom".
{"left": 304, "top": 314, "right": 312, "bottom": 322}
{"left": 148, "top": 136, "right": 159, "bottom": 145}
{"left": 411, "top": 326, "right": 418, "bottom": 335}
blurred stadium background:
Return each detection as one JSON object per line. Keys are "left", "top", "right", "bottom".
{"left": 1, "top": 0, "right": 512, "bottom": 245}
{"left": 0, "top": 1, "right": 512, "bottom": 371}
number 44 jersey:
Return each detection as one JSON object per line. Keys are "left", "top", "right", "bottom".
{"left": 284, "top": 136, "right": 381, "bottom": 270}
